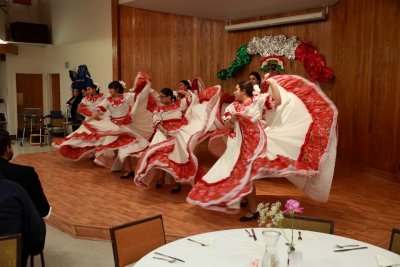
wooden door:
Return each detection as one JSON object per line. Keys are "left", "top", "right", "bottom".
{"left": 50, "top": 73, "right": 61, "bottom": 110}
{"left": 16, "top": 73, "right": 43, "bottom": 129}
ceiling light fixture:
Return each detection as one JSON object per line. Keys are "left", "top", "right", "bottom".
{"left": 225, "top": 9, "right": 326, "bottom": 31}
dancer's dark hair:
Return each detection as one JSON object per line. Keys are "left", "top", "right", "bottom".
{"left": 238, "top": 81, "right": 254, "bottom": 97}
{"left": 161, "top": 87, "right": 176, "bottom": 102}
{"left": 179, "top": 80, "right": 191, "bottom": 90}
{"left": 249, "top": 71, "right": 261, "bottom": 84}
{"left": 108, "top": 81, "right": 124, "bottom": 94}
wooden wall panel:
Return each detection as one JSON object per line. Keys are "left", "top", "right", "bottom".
{"left": 368, "top": 0, "right": 400, "bottom": 173}
{"left": 117, "top": 0, "right": 400, "bottom": 176}
{"left": 118, "top": 7, "right": 227, "bottom": 90}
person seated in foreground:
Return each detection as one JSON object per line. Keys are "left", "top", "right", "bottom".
{"left": 0, "top": 129, "right": 51, "bottom": 218}
{"left": 0, "top": 178, "right": 46, "bottom": 266}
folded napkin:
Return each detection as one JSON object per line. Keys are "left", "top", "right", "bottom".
{"left": 185, "top": 237, "right": 215, "bottom": 248}
{"left": 376, "top": 254, "right": 400, "bottom": 267}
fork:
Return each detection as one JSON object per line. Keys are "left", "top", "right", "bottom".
{"left": 245, "top": 229, "right": 253, "bottom": 237}
{"left": 154, "top": 252, "right": 185, "bottom": 263}
{"left": 187, "top": 238, "right": 207, "bottom": 247}
{"left": 335, "top": 244, "right": 360, "bottom": 248}
{"left": 153, "top": 257, "right": 175, "bottom": 263}
{"left": 298, "top": 231, "right": 302, "bottom": 241}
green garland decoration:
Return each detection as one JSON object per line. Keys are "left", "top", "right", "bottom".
{"left": 217, "top": 44, "right": 251, "bottom": 80}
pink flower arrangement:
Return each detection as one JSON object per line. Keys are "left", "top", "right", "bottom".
{"left": 284, "top": 199, "right": 304, "bottom": 254}
{"left": 283, "top": 199, "right": 304, "bottom": 215}
{"left": 257, "top": 199, "right": 304, "bottom": 254}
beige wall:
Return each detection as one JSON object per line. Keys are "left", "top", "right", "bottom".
{"left": 1, "top": 0, "right": 113, "bottom": 135}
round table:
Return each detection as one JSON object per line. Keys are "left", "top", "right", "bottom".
{"left": 134, "top": 228, "right": 400, "bottom": 267}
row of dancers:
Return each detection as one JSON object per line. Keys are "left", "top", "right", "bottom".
{"left": 53, "top": 71, "right": 338, "bottom": 221}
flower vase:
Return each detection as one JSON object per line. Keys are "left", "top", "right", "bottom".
{"left": 261, "top": 230, "right": 281, "bottom": 267}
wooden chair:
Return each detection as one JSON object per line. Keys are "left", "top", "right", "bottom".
{"left": 281, "top": 214, "right": 334, "bottom": 234}
{"left": 389, "top": 228, "right": 400, "bottom": 254}
{"left": 0, "top": 234, "right": 21, "bottom": 267}
{"left": 110, "top": 215, "right": 166, "bottom": 267}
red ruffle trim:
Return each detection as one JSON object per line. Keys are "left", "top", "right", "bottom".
{"left": 111, "top": 114, "right": 132, "bottom": 126}
{"left": 59, "top": 146, "right": 96, "bottom": 160}
{"left": 77, "top": 104, "right": 92, "bottom": 117}
{"left": 96, "top": 134, "right": 137, "bottom": 153}
{"left": 162, "top": 118, "right": 188, "bottom": 132}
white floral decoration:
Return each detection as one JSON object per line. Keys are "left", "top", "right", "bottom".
{"left": 246, "top": 35, "right": 301, "bottom": 60}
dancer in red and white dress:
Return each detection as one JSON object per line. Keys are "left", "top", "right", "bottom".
{"left": 175, "top": 77, "right": 204, "bottom": 99}
{"left": 187, "top": 74, "right": 338, "bottom": 220}
{"left": 53, "top": 82, "right": 106, "bottom": 160}
{"left": 86, "top": 80, "right": 152, "bottom": 178}
{"left": 134, "top": 84, "right": 221, "bottom": 191}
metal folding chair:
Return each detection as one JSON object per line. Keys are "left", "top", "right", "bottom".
{"left": 19, "top": 108, "right": 45, "bottom": 146}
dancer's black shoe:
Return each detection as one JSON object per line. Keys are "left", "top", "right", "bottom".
{"left": 239, "top": 211, "right": 259, "bottom": 222}
{"left": 240, "top": 198, "right": 249, "bottom": 208}
{"left": 120, "top": 171, "right": 134, "bottom": 179}
{"left": 170, "top": 184, "right": 182, "bottom": 194}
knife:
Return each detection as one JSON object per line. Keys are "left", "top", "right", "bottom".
{"left": 251, "top": 228, "right": 257, "bottom": 241}
{"left": 154, "top": 252, "right": 185, "bottom": 262}
{"left": 334, "top": 246, "right": 368, "bottom": 252}
{"left": 187, "top": 238, "right": 207, "bottom": 246}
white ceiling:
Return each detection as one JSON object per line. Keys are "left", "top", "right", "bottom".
{"left": 119, "top": 0, "right": 339, "bottom": 21}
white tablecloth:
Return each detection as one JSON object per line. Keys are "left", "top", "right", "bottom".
{"left": 134, "top": 228, "right": 400, "bottom": 267}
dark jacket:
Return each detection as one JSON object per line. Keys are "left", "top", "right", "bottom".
{"left": 0, "top": 157, "right": 50, "bottom": 217}
{"left": 67, "top": 94, "right": 84, "bottom": 122}
{"left": 0, "top": 178, "right": 46, "bottom": 266}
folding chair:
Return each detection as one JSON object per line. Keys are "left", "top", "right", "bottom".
{"left": 0, "top": 234, "right": 21, "bottom": 267}
{"left": 281, "top": 214, "right": 334, "bottom": 234}
{"left": 19, "top": 108, "right": 45, "bottom": 146}
{"left": 29, "top": 251, "right": 45, "bottom": 267}
{"left": 110, "top": 215, "right": 166, "bottom": 267}
{"left": 389, "top": 228, "right": 400, "bottom": 254}
{"left": 45, "top": 115, "right": 66, "bottom": 143}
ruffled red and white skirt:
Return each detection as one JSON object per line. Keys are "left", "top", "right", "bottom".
{"left": 52, "top": 122, "right": 106, "bottom": 161}
{"left": 187, "top": 75, "right": 338, "bottom": 213}
{"left": 134, "top": 86, "right": 221, "bottom": 186}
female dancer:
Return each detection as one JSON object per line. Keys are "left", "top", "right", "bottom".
{"left": 150, "top": 87, "right": 191, "bottom": 192}
{"left": 134, "top": 80, "right": 221, "bottom": 192}
{"left": 187, "top": 74, "right": 338, "bottom": 221}
{"left": 53, "top": 81, "right": 105, "bottom": 160}
{"left": 177, "top": 78, "right": 205, "bottom": 97}
{"left": 249, "top": 71, "right": 262, "bottom": 94}
{"left": 178, "top": 80, "right": 191, "bottom": 93}
{"left": 87, "top": 80, "right": 151, "bottom": 178}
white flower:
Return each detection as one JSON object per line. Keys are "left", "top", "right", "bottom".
{"left": 257, "top": 201, "right": 284, "bottom": 228}
{"left": 119, "top": 80, "right": 127, "bottom": 89}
